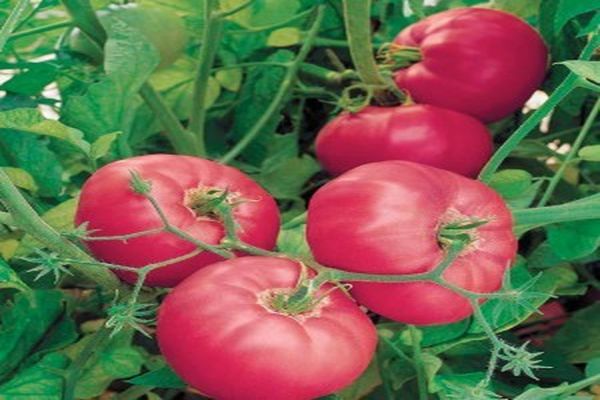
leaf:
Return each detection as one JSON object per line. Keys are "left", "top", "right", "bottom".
{"left": 17, "top": 199, "right": 79, "bottom": 257}
{"left": 579, "top": 145, "right": 600, "bottom": 161}
{"left": 90, "top": 132, "right": 121, "bottom": 161}
{"left": 0, "top": 290, "right": 76, "bottom": 381}
{"left": 0, "top": 63, "right": 58, "bottom": 97}
{"left": 61, "top": 18, "right": 159, "bottom": 143}
{"left": 256, "top": 155, "right": 320, "bottom": 200}
{"left": 267, "top": 27, "right": 302, "bottom": 47}
{"left": 513, "top": 382, "right": 571, "bottom": 400}
{"left": 127, "top": 365, "right": 186, "bottom": 389}
{"left": 63, "top": 331, "right": 146, "bottom": 398}
{"left": 0, "top": 259, "right": 29, "bottom": 292}
{"left": 586, "top": 358, "right": 600, "bottom": 377}
{"left": 546, "top": 303, "right": 600, "bottom": 363}
{"left": 0, "top": 353, "right": 69, "bottom": 400}
{"left": 553, "top": 0, "right": 600, "bottom": 35}
{"left": 560, "top": 60, "right": 600, "bottom": 84}
{"left": 489, "top": 0, "right": 541, "bottom": 19}
{"left": 221, "top": 0, "right": 301, "bottom": 27}
{"left": 1, "top": 167, "right": 38, "bottom": 192}
{"left": 335, "top": 360, "right": 381, "bottom": 400}
{"left": 216, "top": 68, "right": 242, "bottom": 92}
{"left": 0, "top": 108, "right": 91, "bottom": 154}
{"left": 277, "top": 224, "right": 312, "bottom": 259}
{"left": 546, "top": 219, "right": 600, "bottom": 260}
{"left": 488, "top": 169, "right": 541, "bottom": 208}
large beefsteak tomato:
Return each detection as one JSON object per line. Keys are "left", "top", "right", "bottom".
{"left": 393, "top": 8, "right": 548, "bottom": 122}
{"left": 306, "top": 161, "right": 517, "bottom": 325}
{"left": 157, "top": 256, "right": 377, "bottom": 400}
{"left": 315, "top": 104, "right": 493, "bottom": 177}
{"left": 75, "top": 155, "right": 280, "bottom": 287}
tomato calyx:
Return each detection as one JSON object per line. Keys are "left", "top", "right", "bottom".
{"left": 378, "top": 44, "right": 422, "bottom": 71}
{"left": 184, "top": 187, "right": 241, "bottom": 221}
{"left": 437, "top": 216, "right": 489, "bottom": 250}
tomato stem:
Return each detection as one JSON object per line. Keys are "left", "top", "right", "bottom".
{"left": 0, "top": 169, "right": 124, "bottom": 292}
{"left": 219, "top": 6, "right": 326, "bottom": 164}
{"left": 478, "top": 31, "right": 600, "bottom": 182}
{"left": 188, "top": 0, "right": 224, "bottom": 156}
{"left": 537, "top": 96, "right": 600, "bottom": 206}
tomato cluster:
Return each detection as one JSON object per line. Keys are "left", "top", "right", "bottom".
{"left": 316, "top": 7, "right": 547, "bottom": 178}
{"left": 72, "top": 7, "right": 538, "bottom": 399}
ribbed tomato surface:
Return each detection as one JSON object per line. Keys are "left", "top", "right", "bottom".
{"left": 307, "top": 161, "right": 517, "bottom": 325}
{"left": 157, "top": 256, "right": 377, "bottom": 400}
{"left": 316, "top": 104, "right": 493, "bottom": 177}
{"left": 75, "top": 155, "right": 280, "bottom": 287}
{"left": 393, "top": 8, "right": 548, "bottom": 122}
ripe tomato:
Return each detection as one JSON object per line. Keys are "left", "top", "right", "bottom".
{"left": 393, "top": 8, "right": 548, "bottom": 122}
{"left": 69, "top": 4, "right": 188, "bottom": 69}
{"left": 315, "top": 104, "right": 493, "bottom": 177}
{"left": 306, "top": 161, "right": 517, "bottom": 325}
{"left": 157, "top": 256, "right": 377, "bottom": 400}
{"left": 75, "top": 155, "right": 280, "bottom": 287}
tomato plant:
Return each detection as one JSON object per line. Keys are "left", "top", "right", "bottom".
{"left": 0, "top": 0, "right": 599, "bottom": 399}
{"left": 391, "top": 8, "right": 548, "bottom": 122}
{"left": 68, "top": 4, "right": 188, "bottom": 69}
{"left": 316, "top": 104, "right": 493, "bottom": 177}
{"left": 75, "top": 154, "right": 280, "bottom": 287}
{"left": 157, "top": 256, "right": 377, "bottom": 400}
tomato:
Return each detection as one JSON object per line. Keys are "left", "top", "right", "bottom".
{"left": 315, "top": 104, "right": 493, "bottom": 177}
{"left": 68, "top": 4, "right": 188, "bottom": 69}
{"left": 75, "top": 155, "right": 280, "bottom": 287}
{"left": 306, "top": 161, "right": 517, "bottom": 325}
{"left": 157, "top": 256, "right": 377, "bottom": 400}
{"left": 392, "top": 8, "right": 548, "bottom": 122}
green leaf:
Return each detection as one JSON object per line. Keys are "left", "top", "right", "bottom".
{"left": 0, "top": 353, "right": 69, "bottom": 400}
{"left": 267, "top": 27, "right": 302, "bottom": 47}
{"left": 546, "top": 219, "right": 600, "bottom": 260}
{"left": 553, "top": 0, "right": 600, "bottom": 35}
{"left": 547, "top": 303, "right": 600, "bottom": 363}
{"left": 221, "top": 0, "right": 301, "bottom": 27}
{"left": 488, "top": 169, "right": 541, "bottom": 208}
{"left": 586, "top": 358, "right": 600, "bottom": 377}
{"left": 63, "top": 330, "right": 145, "bottom": 398}
{"left": 61, "top": 18, "right": 159, "bottom": 143}
{"left": 90, "top": 132, "right": 121, "bottom": 161}
{"left": 0, "top": 108, "right": 91, "bottom": 154}
{"left": 559, "top": 60, "right": 600, "bottom": 84}
{"left": 17, "top": 199, "right": 79, "bottom": 257}
{"left": 579, "top": 145, "right": 600, "bottom": 161}
{"left": 215, "top": 68, "right": 242, "bottom": 92}
{"left": 0, "top": 63, "right": 58, "bottom": 97}
{"left": 0, "top": 167, "right": 38, "bottom": 192}
{"left": 277, "top": 224, "right": 312, "bottom": 259}
{"left": 489, "top": 0, "right": 541, "bottom": 19}
{"left": 127, "top": 365, "right": 186, "bottom": 389}
{"left": 335, "top": 360, "right": 381, "bottom": 400}
{"left": 0, "top": 290, "right": 76, "bottom": 381}
{"left": 0, "top": 259, "right": 29, "bottom": 292}
{"left": 257, "top": 155, "right": 320, "bottom": 200}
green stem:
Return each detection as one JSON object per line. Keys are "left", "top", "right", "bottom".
{"left": 537, "top": 97, "right": 600, "bottom": 206}
{"left": 60, "top": 0, "right": 106, "bottom": 46}
{"left": 8, "top": 20, "right": 72, "bottom": 41}
{"left": 0, "top": 170, "right": 122, "bottom": 291}
{"left": 513, "top": 197, "right": 600, "bottom": 232}
{"left": 409, "top": 326, "right": 428, "bottom": 400}
{"left": 281, "top": 212, "right": 308, "bottom": 229}
{"left": 0, "top": 0, "right": 32, "bottom": 52}
{"left": 478, "top": 32, "right": 600, "bottom": 182}
{"left": 0, "top": 211, "right": 13, "bottom": 226}
{"left": 139, "top": 83, "right": 203, "bottom": 155}
{"left": 113, "top": 385, "right": 155, "bottom": 400}
{"left": 63, "top": 326, "right": 111, "bottom": 400}
{"left": 188, "top": 0, "right": 224, "bottom": 155}
{"left": 219, "top": 6, "right": 325, "bottom": 164}
{"left": 342, "top": 0, "right": 390, "bottom": 103}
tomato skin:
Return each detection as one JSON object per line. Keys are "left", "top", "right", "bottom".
{"left": 315, "top": 104, "right": 493, "bottom": 177}
{"left": 75, "top": 155, "right": 280, "bottom": 287}
{"left": 157, "top": 256, "right": 377, "bottom": 400}
{"left": 306, "top": 161, "right": 517, "bottom": 325}
{"left": 393, "top": 8, "right": 548, "bottom": 122}
{"left": 69, "top": 5, "right": 188, "bottom": 69}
